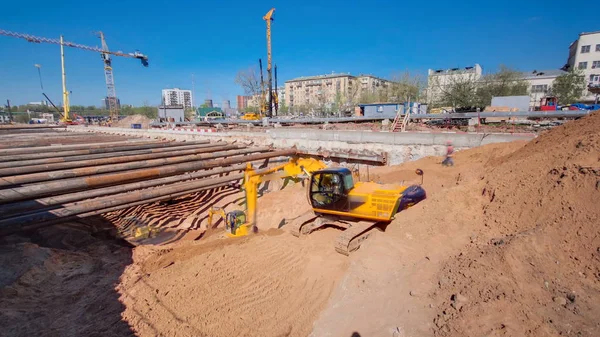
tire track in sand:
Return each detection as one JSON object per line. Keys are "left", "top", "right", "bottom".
{"left": 120, "top": 229, "right": 348, "bottom": 337}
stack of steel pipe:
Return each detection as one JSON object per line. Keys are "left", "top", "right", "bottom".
{"left": 0, "top": 129, "right": 296, "bottom": 236}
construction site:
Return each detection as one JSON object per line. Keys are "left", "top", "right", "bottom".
{"left": 1, "top": 5, "right": 600, "bottom": 337}
{"left": 0, "top": 109, "right": 597, "bottom": 336}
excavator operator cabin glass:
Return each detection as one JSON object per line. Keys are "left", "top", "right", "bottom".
{"left": 310, "top": 172, "right": 347, "bottom": 208}
{"left": 343, "top": 173, "right": 354, "bottom": 191}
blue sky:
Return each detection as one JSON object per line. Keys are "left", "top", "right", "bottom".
{"left": 0, "top": 0, "right": 596, "bottom": 107}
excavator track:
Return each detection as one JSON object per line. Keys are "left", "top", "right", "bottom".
{"left": 334, "top": 221, "right": 380, "bottom": 256}
{"left": 287, "top": 211, "right": 318, "bottom": 237}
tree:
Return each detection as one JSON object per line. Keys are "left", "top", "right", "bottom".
{"left": 476, "top": 66, "right": 528, "bottom": 106}
{"left": 552, "top": 70, "right": 586, "bottom": 104}
{"left": 184, "top": 107, "right": 195, "bottom": 121}
{"left": 386, "top": 71, "right": 424, "bottom": 103}
{"left": 429, "top": 66, "right": 529, "bottom": 108}
{"left": 430, "top": 74, "right": 480, "bottom": 108}
{"left": 235, "top": 66, "right": 262, "bottom": 96}
{"left": 278, "top": 99, "right": 289, "bottom": 115}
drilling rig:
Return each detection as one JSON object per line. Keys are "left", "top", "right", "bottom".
{"left": 263, "top": 8, "right": 275, "bottom": 117}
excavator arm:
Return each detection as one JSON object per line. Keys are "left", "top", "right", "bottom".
{"left": 207, "top": 207, "right": 227, "bottom": 230}
{"left": 244, "top": 157, "right": 327, "bottom": 231}
{"left": 206, "top": 157, "right": 326, "bottom": 237}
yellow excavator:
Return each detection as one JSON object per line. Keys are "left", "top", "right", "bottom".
{"left": 207, "top": 157, "right": 327, "bottom": 237}
{"left": 288, "top": 167, "right": 425, "bottom": 255}
{"left": 207, "top": 156, "right": 426, "bottom": 255}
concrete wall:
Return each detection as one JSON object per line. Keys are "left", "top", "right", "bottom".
{"left": 70, "top": 126, "right": 535, "bottom": 165}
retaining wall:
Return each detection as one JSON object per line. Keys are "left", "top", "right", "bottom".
{"left": 68, "top": 126, "right": 536, "bottom": 165}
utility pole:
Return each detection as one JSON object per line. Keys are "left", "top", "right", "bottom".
{"left": 274, "top": 64, "right": 278, "bottom": 116}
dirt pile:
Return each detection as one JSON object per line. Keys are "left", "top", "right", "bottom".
{"left": 0, "top": 223, "right": 134, "bottom": 336}
{"left": 310, "top": 141, "right": 528, "bottom": 336}
{"left": 117, "top": 229, "right": 347, "bottom": 337}
{"left": 433, "top": 112, "right": 600, "bottom": 336}
{"left": 114, "top": 114, "right": 153, "bottom": 129}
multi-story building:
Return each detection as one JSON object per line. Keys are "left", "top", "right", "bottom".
{"left": 426, "top": 64, "right": 483, "bottom": 105}
{"left": 236, "top": 95, "right": 252, "bottom": 111}
{"left": 162, "top": 88, "right": 193, "bottom": 109}
{"left": 284, "top": 73, "right": 391, "bottom": 111}
{"left": 246, "top": 94, "right": 262, "bottom": 109}
{"left": 276, "top": 86, "right": 285, "bottom": 107}
{"left": 565, "top": 31, "right": 600, "bottom": 101}
{"left": 522, "top": 70, "right": 566, "bottom": 108}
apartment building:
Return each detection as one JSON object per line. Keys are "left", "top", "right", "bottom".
{"left": 565, "top": 31, "right": 600, "bottom": 101}
{"left": 162, "top": 88, "right": 193, "bottom": 109}
{"left": 284, "top": 73, "right": 391, "bottom": 110}
{"left": 522, "top": 69, "right": 566, "bottom": 108}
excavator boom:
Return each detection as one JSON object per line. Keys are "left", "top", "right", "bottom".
{"left": 206, "top": 157, "right": 327, "bottom": 237}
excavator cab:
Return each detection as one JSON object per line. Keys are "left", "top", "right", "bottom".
{"left": 207, "top": 208, "right": 251, "bottom": 237}
{"left": 309, "top": 168, "right": 354, "bottom": 211}
{"left": 225, "top": 210, "right": 249, "bottom": 237}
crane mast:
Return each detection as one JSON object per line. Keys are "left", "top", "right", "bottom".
{"left": 59, "top": 35, "right": 71, "bottom": 123}
{"left": 263, "top": 8, "right": 275, "bottom": 117}
{"left": 98, "top": 32, "right": 119, "bottom": 122}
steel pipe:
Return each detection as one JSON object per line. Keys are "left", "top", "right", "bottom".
{"left": 0, "top": 140, "right": 210, "bottom": 162}
{"left": 0, "top": 164, "right": 246, "bottom": 217}
{"left": 0, "top": 173, "right": 245, "bottom": 233}
{"left": 0, "top": 138, "right": 166, "bottom": 156}
{"left": 0, "top": 143, "right": 236, "bottom": 176}
{"left": 0, "top": 125, "right": 66, "bottom": 130}
{"left": 0, "top": 148, "right": 295, "bottom": 203}
{"left": 0, "top": 146, "right": 270, "bottom": 187}
{"left": 0, "top": 180, "right": 238, "bottom": 237}
{"left": 0, "top": 142, "right": 228, "bottom": 168}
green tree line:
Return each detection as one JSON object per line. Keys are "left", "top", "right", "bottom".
{"left": 4, "top": 104, "right": 159, "bottom": 119}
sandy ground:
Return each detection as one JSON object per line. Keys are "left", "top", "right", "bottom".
{"left": 114, "top": 115, "right": 153, "bottom": 129}
{"left": 0, "top": 113, "right": 598, "bottom": 336}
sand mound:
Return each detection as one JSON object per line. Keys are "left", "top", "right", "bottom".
{"left": 0, "top": 224, "right": 133, "bottom": 336}
{"left": 118, "top": 230, "right": 347, "bottom": 337}
{"left": 433, "top": 112, "right": 600, "bottom": 336}
{"left": 114, "top": 115, "right": 153, "bottom": 128}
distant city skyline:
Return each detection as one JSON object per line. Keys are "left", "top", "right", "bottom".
{"left": 0, "top": 0, "right": 596, "bottom": 106}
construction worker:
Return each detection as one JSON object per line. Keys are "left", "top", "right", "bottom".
{"left": 442, "top": 140, "right": 454, "bottom": 167}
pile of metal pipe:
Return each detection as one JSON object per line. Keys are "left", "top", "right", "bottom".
{"left": 0, "top": 180, "right": 239, "bottom": 237}
{"left": 0, "top": 148, "right": 294, "bottom": 203}
{"left": 0, "top": 128, "right": 296, "bottom": 236}
{"left": 0, "top": 140, "right": 209, "bottom": 162}
{"left": 0, "top": 173, "right": 245, "bottom": 235}
{"left": 0, "top": 138, "right": 165, "bottom": 155}
{"left": 0, "top": 142, "right": 236, "bottom": 176}
{"left": 0, "top": 146, "right": 272, "bottom": 187}
{"left": 0, "top": 164, "right": 247, "bottom": 217}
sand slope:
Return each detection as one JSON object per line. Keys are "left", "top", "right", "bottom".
{"left": 432, "top": 111, "right": 600, "bottom": 336}
{"left": 118, "top": 230, "right": 347, "bottom": 337}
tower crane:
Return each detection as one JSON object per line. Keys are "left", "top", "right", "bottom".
{"left": 0, "top": 29, "right": 148, "bottom": 123}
